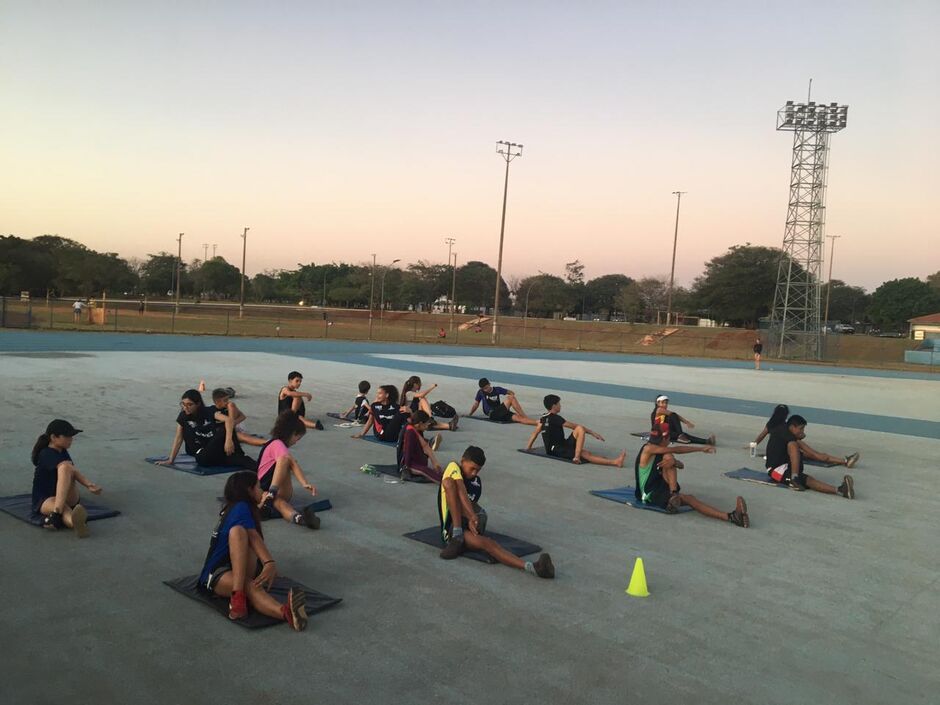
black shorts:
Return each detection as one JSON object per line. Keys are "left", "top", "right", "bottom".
{"left": 488, "top": 404, "right": 513, "bottom": 423}
{"left": 259, "top": 469, "right": 273, "bottom": 492}
{"left": 202, "top": 563, "right": 232, "bottom": 593}
{"left": 549, "top": 435, "right": 578, "bottom": 460}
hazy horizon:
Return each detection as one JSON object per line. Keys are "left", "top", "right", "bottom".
{"left": 2, "top": 1, "right": 938, "bottom": 290}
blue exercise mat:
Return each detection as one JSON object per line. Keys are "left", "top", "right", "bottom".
{"left": 369, "top": 464, "right": 430, "bottom": 483}
{"left": 358, "top": 435, "right": 397, "bottom": 446}
{"left": 517, "top": 447, "right": 577, "bottom": 464}
{"left": 164, "top": 575, "right": 341, "bottom": 628}
{"left": 464, "top": 415, "right": 514, "bottom": 425}
{"left": 145, "top": 455, "right": 247, "bottom": 476}
{"left": 589, "top": 487, "right": 692, "bottom": 514}
{"left": 404, "top": 526, "right": 542, "bottom": 564}
{"left": 761, "top": 455, "right": 839, "bottom": 468}
{"left": 725, "top": 467, "right": 786, "bottom": 487}
{"left": 215, "top": 495, "right": 332, "bottom": 514}
{"left": 0, "top": 494, "right": 121, "bottom": 526}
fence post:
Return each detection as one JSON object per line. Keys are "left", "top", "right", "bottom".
{"left": 225, "top": 311, "right": 230, "bottom": 336}
{"left": 114, "top": 306, "right": 119, "bottom": 331}
{"left": 171, "top": 307, "right": 176, "bottom": 334}
{"left": 28, "top": 300, "right": 33, "bottom": 327}
{"left": 413, "top": 320, "right": 417, "bottom": 342}
{"left": 537, "top": 326, "right": 542, "bottom": 347}
{"left": 577, "top": 329, "right": 582, "bottom": 351}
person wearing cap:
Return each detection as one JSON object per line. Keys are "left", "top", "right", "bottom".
{"left": 651, "top": 395, "right": 715, "bottom": 446}
{"left": 30, "top": 419, "right": 102, "bottom": 536}
{"left": 635, "top": 416, "right": 749, "bottom": 526}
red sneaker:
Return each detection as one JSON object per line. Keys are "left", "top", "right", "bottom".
{"left": 228, "top": 590, "right": 248, "bottom": 620}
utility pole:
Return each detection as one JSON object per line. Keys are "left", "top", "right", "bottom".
{"left": 666, "top": 191, "right": 686, "bottom": 326}
{"left": 175, "top": 233, "right": 184, "bottom": 312}
{"left": 380, "top": 259, "right": 401, "bottom": 321}
{"left": 368, "top": 253, "right": 377, "bottom": 339}
{"left": 823, "top": 234, "right": 841, "bottom": 333}
{"left": 212, "top": 244, "right": 218, "bottom": 258}
{"left": 239, "top": 227, "right": 249, "bottom": 318}
{"left": 492, "top": 140, "right": 523, "bottom": 344}
{"left": 450, "top": 251, "right": 458, "bottom": 332}
{"left": 445, "top": 237, "right": 456, "bottom": 330}
{"left": 202, "top": 243, "right": 209, "bottom": 261}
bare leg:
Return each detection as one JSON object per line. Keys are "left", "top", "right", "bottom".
{"left": 299, "top": 415, "right": 319, "bottom": 429}
{"left": 571, "top": 426, "right": 586, "bottom": 463}
{"left": 431, "top": 421, "right": 451, "bottom": 431}
{"left": 39, "top": 477, "right": 80, "bottom": 527}
{"left": 805, "top": 474, "right": 838, "bottom": 494}
{"left": 580, "top": 449, "right": 627, "bottom": 467}
{"left": 268, "top": 458, "right": 297, "bottom": 521}
{"left": 419, "top": 398, "right": 433, "bottom": 416}
{"left": 465, "top": 533, "right": 525, "bottom": 569}
{"left": 213, "top": 531, "right": 284, "bottom": 620}
{"left": 506, "top": 397, "right": 537, "bottom": 425}
{"left": 677, "top": 493, "right": 730, "bottom": 521}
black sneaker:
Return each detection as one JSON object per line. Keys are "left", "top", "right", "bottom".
{"left": 301, "top": 506, "right": 321, "bottom": 529}
{"left": 43, "top": 511, "right": 65, "bottom": 531}
{"left": 838, "top": 475, "right": 855, "bottom": 499}
{"left": 665, "top": 493, "right": 682, "bottom": 514}
{"left": 788, "top": 475, "right": 806, "bottom": 492}
{"left": 261, "top": 497, "right": 277, "bottom": 519}
{"left": 314, "top": 419, "right": 324, "bottom": 431}
{"left": 533, "top": 553, "right": 555, "bottom": 579}
{"left": 439, "top": 535, "right": 465, "bottom": 560}
{"left": 729, "top": 496, "right": 750, "bottom": 528}
{"left": 448, "top": 415, "right": 459, "bottom": 431}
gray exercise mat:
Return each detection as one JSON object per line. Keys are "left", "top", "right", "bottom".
{"left": 725, "top": 467, "right": 786, "bottom": 487}
{"left": 589, "top": 487, "right": 692, "bottom": 513}
{"left": 517, "top": 447, "right": 576, "bottom": 464}
{"left": 215, "top": 495, "right": 333, "bottom": 515}
{"left": 0, "top": 494, "right": 121, "bottom": 526}
{"left": 404, "top": 526, "right": 541, "bottom": 563}
{"left": 146, "top": 455, "right": 246, "bottom": 476}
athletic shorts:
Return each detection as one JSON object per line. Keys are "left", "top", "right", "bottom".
{"left": 259, "top": 469, "right": 274, "bottom": 492}
{"left": 202, "top": 564, "right": 232, "bottom": 593}
{"left": 549, "top": 435, "right": 578, "bottom": 460}
{"left": 441, "top": 503, "right": 486, "bottom": 541}
{"left": 767, "top": 463, "right": 807, "bottom": 487}
{"left": 641, "top": 472, "right": 672, "bottom": 509}
{"left": 488, "top": 404, "right": 513, "bottom": 423}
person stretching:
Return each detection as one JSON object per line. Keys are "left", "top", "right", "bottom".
{"left": 755, "top": 404, "right": 860, "bottom": 468}
{"left": 397, "top": 410, "right": 444, "bottom": 482}
{"left": 650, "top": 395, "right": 715, "bottom": 445}
{"left": 156, "top": 389, "right": 256, "bottom": 470}
{"left": 469, "top": 378, "right": 537, "bottom": 425}
{"left": 635, "top": 415, "right": 748, "bottom": 525}
{"left": 765, "top": 415, "right": 856, "bottom": 497}
{"left": 401, "top": 376, "right": 458, "bottom": 431}
{"left": 353, "top": 385, "right": 409, "bottom": 443}
{"left": 525, "top": 394, "right": 626, "bottom": 467}
{"left": 278, "top": 371, "right": 324, "bottom": 430}
{"left": 256, "top": 411, "right": 320, "bottom": 528}
{"left": 30, "top": 419, "right": 102, "bottom": 537}
{"left": 437, "top": 445, "right": 554, "bottom": 579}
{"left": 211, "top": 388, "right": 266, "bottom": 447}
{"left": 198, "top": 471, "right": 308, "bottom": 630}
{"left": 339, "top": 380, "right": 372, "bottom": 423}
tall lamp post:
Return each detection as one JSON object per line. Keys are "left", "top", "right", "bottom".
{"left": 175, "top": 232, "right": 184, "bottom": 312}
{"left": 380, "top": 258, "right": 401, "bottom": 321}
{"left": 450, "top": 251, "right": 458, "bottom": 332}
{"left": 823, "top": 234, "right": 841, "bottom": 333}
{"left": 492, "top": 140, "right": 523, "bottom": 344}
{"left": 239, "top": 227, "right": 249, "bottom": 318}
{"left": 445, "top": 237, "right": 456, "bottom": 330}
{"left": 368, "top": 254, "right": 377, "bottom": 339}
{"left": 666, "top": 191, "right": 686, "bottom": 326}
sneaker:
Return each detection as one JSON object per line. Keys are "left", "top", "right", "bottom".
{"left": 439, "top": 535, "right": 465, "bottom": 560}
{"left": 43, "top": 511, "right": 65, "bottom": 531}
{"left": 729, "top": 496, "right": 750, "bottom": 528}
{"left": 838, "top": 475, "right": 855, "bottom": 499}
{"left": 71, "top": 504, "right": 89, "bottom": 538}
{"left": 260, "top": 496, "right": 277, "bottom": 519}
{"left": 314, "top": 419, "right": 324, "bottom": 431}
{"left": 788, "top": 475, "right": 806, "bottom": 492}
{"left": 400, "top": 466, "right": 416, "bottom": 482}
{"left": 430, "top": 433, "right": 443, "bottom": 452}
{"left": 707, "top": 434, "right": 716, "bottom": 446}
{"left": 448, "top": 415, "right": 459, "bottom": 431}
{"left": 533, "top": 553, "right": 555, "bottom": 579}
{"left": 228, "top": 590, "right": 248, "bottom": 620}
{"left": 844, "top": 452, "right": 860, "bottom": 469}
{"left": 665, "top": 493, "right": 682, "bottom": 514}
{"left": 284, "top": 587, "right": 308, "bottom": 631}
{"left": 301, "top": 506, "right": 321, "bottom": 529}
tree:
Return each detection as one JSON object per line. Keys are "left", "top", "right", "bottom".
{"left": 821, "top": 280, "right": 870, "bottom": 324}
{"left": 140, "top": 253, "right": 190, "bottom": 296}
{"left": 516, "top": 274, "right": 574, "bottom": 317}
{"left": 692, "top": 245, "right": 790, "bottom": 326}
{"left": 868, "top": 278, "right": 940, "bottom": 330}
{"left": 399, "top": 261, "right": 449, "bottom": 311}
{"left": 564, "top": 260, "right": 585, "bottom": 286}
{"left": 635, "top": 277, "right": 670, "bottom": 320}
{"left": 926, "top": 271, "right": 940, "bottom": 292}
{"left": 452, "top": 261, "right": 510, "bottom": 314}
{"left": 585, "top": 274, "right": 634, "bottom": 319}
{"left": 191, "top": 256, "right": 242, "bottom": 298}
{"left": 0, "top": 235, "right": 56, "bottom": 295}
{"left": 616, "top": 282, "right": 643, "bottom": 322}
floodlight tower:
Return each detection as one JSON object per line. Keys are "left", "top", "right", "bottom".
{"left": 769, "top": 97, "right": 848, "bottom": 360}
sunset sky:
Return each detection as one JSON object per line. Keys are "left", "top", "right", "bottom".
{"left": 2, "top": 1, "right": 938, "bottom": 290}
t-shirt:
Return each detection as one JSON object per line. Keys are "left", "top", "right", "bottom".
{"left": 438, "top": 461, "right": 483, "bottom": 535}
{"left": 72, "top": 301, "right": 84, "bottom": 312}
{"left": 177, "top": 407, "right": 221, "bottom": 456}
{"left": 753, "top": 342, "right": 763, "bottom": 354}
{"left": 766, "top": 424, "right": 799, "bottom": 470}
{"left": 649, "top": 412, "right": 671, "bottom": 443}
{"left": 278, "top": 389, "right": 305, "bottom": 417}
{"left": 257, "top": 439, "right": 289, "bottom": 481}
{"left": 539, "top": 413, "right": 568, "bottom": 453}
{"left": 32, "top": 447, "right": 71, "bottom": 513}
{"left": 398, "top": 424, "right": 428, "bottom": 469}
{"left": 198, "top": 501, "right": 257, "bottom": 586}
{"left": 475, "top": 386, "right": 508, "bottom": 415}
{"left": 370, "top": 402, "right": 405, "bottom": 441}
{"left": 353, "top": 394, "right": 370, "bottom": 421}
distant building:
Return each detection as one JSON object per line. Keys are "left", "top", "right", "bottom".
{"left": 908, "top": 312, "right": 940, "bottom": 340}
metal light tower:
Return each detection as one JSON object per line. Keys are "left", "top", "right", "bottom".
{"left": 450, "top": 251, "right": 457, "bottom": 332}
{"left": 770, "top": 96, "right": 848, "bottom": 359}
{"left": 492, "top": 140, "right": 523, "bottom": 345}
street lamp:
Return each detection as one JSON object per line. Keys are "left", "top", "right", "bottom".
{"left": 368, "top": 254, "right": 377, "bottom": 339}
{"left": 380, "top": 258, "right": 401, "bottom": 320}
{"left": 450, "top": 251, "right": 458, "bottom": 332}
{"left": 175, "top": 232, "right": 184, "bottom": 312}
{"left": 492, "top": 140, "right": 523, "bottom": 344}
{"left": 239, "top": 227, "right": 249, "bottom": 318}
{"left": 445, "top": 237, "right": 456, "bottom": 330}
{"left": 666, "top": 191, "right": 686, "bottom": 326}
{"left": 823, "top": 234, "right": 841, "bottom": 333}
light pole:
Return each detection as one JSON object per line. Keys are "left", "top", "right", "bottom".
{"left": 523, "top": 277, "right": 540, "bottom": 339}
{"left": 368, "top": 253, "right": 377, "bottom": 339}
{"left": 450, "top": 251, "right": 458, "bottom": 332}
{"left": 823, "top": 234, "right": 841, "bottom": 333}
{"left": 322, "top": 270, "right": 328, "bottom": 307}
{"left": 212, "top": 244, "right": 218, "bottom": 258}
{"left": 445, "top": 237, "right": 456, "bottom": 330}
{"left": 202, "top": 243, "right": 209, "bottom": 261}
{"left": 239, "top": 227, "right": 249, "bottom": 318}
{"left": 666, "top": 191, "right": 686, "bottom": 326}
{"left": 380, "top": 258, "right": 401, "bottom": 321}
{"left": 175, "top": 233, "right": 184, "bottom": 312}
{"left": 492, "top": 140, "right": 523, "bottom": 344}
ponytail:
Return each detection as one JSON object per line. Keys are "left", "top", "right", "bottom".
{"left": 31, "top": 433, "right": 51, "bottom": 466}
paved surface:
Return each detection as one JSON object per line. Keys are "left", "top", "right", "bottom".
{"left": 1, "top": 330, "right": 938, "bottom": 705}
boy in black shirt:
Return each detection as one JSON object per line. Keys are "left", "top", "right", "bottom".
{"left": 468, "top": 378, "right": 537, "bottom": 425}
{"left": 525, "top": 394, "right": 626, "bottom": 466}
{"left": 211, "top": 388, "right": 266, "bottom": 447}
{"left": 339, "top": 380, "right": 371, "bottom": 423}
{"left": 277, "top": 371, "right": 323, "bottom": 430}
{"left": 766, "top": 415, "right": 855, "bottom": 497}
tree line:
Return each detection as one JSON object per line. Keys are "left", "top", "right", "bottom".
{"left": 2, "top": 234, "right": 938, "bottom": 331}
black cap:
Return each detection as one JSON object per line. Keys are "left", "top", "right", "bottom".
{"left": 46, "top": 419, "right": 82, "bottom": 437}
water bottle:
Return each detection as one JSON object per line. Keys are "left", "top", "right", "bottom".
{"left": 749, "top": 442, "right": 757, "bottom": 458}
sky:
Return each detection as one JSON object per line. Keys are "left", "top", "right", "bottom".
{"left": 1, "top": 0, "right": 938, "bottom": 290}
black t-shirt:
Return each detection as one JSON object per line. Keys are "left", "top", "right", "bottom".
{"left": 177, "top": 407, "right": 221, "bottom": 456}
{"left": 353, "top": 394, "right": 369, "bottom": 421}
{"left": 766, "top": 424, "right": 798, "bottom": 469}
{"left": 278, "top": 389, "right": 305, "bottom": 417}
{"left": 32, "top": 447, "right": 71, "bottom": 512}
{"left": 753, "top": 342, "right": 763, "bottom": 354}
{"left": 539, "top": 413, "right": 568, "bottom": 452}
{"left": 371, "top": 402, "right": 406, "bottom": 440}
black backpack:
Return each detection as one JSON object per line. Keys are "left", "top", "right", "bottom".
{"left": 431, "top": 400, "right": 456, "bottom": 418}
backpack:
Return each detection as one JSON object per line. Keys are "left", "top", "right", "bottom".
{"left": 431, "top": 400, "right": 456, "bottom": 418}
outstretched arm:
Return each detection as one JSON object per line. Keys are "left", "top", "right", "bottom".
{"left": 525, "top": 423, "right": 543, "bottom": 450}
{"left": 677, "top": 414, "right": 694, "bottom": 428}
{"left": 156, "top": 426, "right": 185, "bottom": 465}
{"left": 353, "top": 413, "right": 375, "bottom": 438}
{"left": 415, "top": 383, "right": 438, "bottom": 399}
{"left": 62, "top": 461, "right": 102, "bottom": 494}
{"left": 663, "top": 444, "right": 715, "bottom": 455}
{"left": 754, "top": 425, "right": 770, "bottom": 445}
{"left": 468, "top": 399, "right": 480, "bottom": 416}
{"left": 281, "top": 388, "right": 313, "bottom": 401}
{"left": 290, "top": 456, "right": 316, "bottom": 494}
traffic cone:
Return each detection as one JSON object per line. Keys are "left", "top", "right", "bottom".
{"left": 625, "top": 557, "right": 649, "bottom": 597}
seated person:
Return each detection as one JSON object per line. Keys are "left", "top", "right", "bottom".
{"left": 756, "top": 405, "right": 859, "bottom": 468}
{"left": 353, "top": 385, "right": 409, "bottom": 443}
{"left": 198, "top": 380, "right": 235, "bottom": 398}
{"left": 525, "top": 394, "right": 626, "bottom": 467}
{"left": 338, "top": 380, "right": 372, "bottom": 423}
{"left": 635, "top": 416, "right": 748, "bottom": 525}
{"left": 30, "top": 419, "right": 102, "bottom": 536}
{"left": 438, "top": 445, "right": 554, "bottom": 579}
{"left": 651, "top": 395, "right": 715, "bottom": 445}
{"left": 278, "top": 371, "right": 324, "bottom": 430}
{"left": 469, "top": 378, "right": 537, "bottom": 425}
{"left": 402, "top": 376, "right": 458, "bottom": 431}
{"left": 256, "top": 411, "right": 320, "bottom": 528}
{"left": 765, "top": 415, "right": 856, "bottom": 496}
{"left": 397, "top": 410, "right": 444, "bottom": 483}
{"left": 198, "top": 471, "right": 307, "bottom": 630}
{"left": 211, "top": 388, "right": 266, "bottom": 447}
{"left": 753, "top": 404, "right": 790, "bottom": 446}
{"left": 157, "top": 390, "right": 256, "bottom": 469}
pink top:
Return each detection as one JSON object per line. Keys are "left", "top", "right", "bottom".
{"left": 258, "top": 439, "right": 290, "bottom": 481}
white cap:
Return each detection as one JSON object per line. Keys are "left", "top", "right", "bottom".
{"left": 656, "top": 395, "right": 669, "bottom": 403}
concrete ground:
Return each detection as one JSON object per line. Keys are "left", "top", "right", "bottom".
{"left": 0, "top": 330, "right": 937, "bottom": 705}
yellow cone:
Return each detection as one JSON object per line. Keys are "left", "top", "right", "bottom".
{"left": 625, "top": 557, "right": 649, "bottom": 597}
